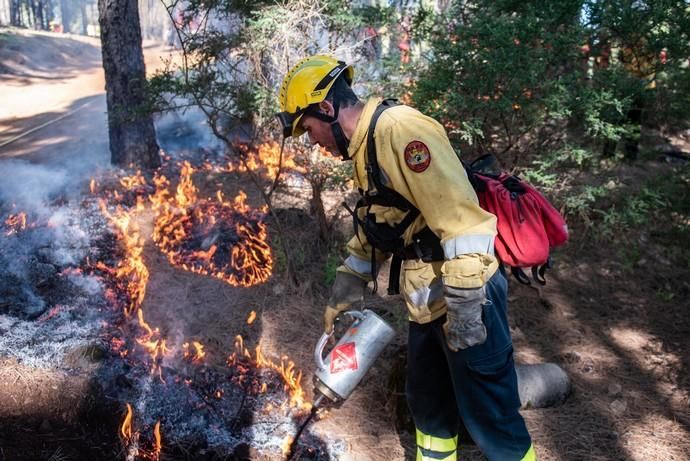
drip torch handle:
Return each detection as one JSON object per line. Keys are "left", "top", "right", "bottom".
{"left": 314, "top": 310, "right": 367, "bottom": 370}
{"left": 314, "top": 332, "right": 332, "bottom": 370}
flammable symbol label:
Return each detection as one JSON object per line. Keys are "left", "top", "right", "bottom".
{"left": 330, "top": 341, "right": 359, "bottom": 374}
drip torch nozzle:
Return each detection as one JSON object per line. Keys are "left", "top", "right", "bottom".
{"left": 287, "top": 394, "right": 325, "bottom": 460}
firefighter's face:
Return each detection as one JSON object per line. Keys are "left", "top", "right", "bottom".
{"left": 300, "top": 102, "right": 337, "bottom": 154}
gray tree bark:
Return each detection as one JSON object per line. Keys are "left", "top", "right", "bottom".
{"left": 97, "top": 0, "right": 160, "bottom": 169}
{"left": 59, "top": 0, "right": 69, "bottom": 32}
{"left": 79, "top": 0, "right": 87, "bottom": 35}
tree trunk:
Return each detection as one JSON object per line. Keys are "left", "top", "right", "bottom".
{"left": 29, "top": 0, "right": 37, "bottom": 28}
{"left": 35, "top": 0, "right": 45, "bottom": 30}
{"left": 59, "top": 0, "right": 70, "bottom": 32}
{"left": 45, "top": 0, "right": 55, "bottom": 29}
{"left": 98, "top": 0, "right": 160, "bottom": 169}
{"left": 80, "top": 0, "right": 87, "bottom": 35}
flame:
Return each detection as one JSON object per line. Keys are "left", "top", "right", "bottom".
{"left": 90, "top": 178, "right": 97, "bottom": 194}
{"left": 110, "top": 337, "right": 127, "bottom": 357}
{"left": 97, "top": 200, "right": 149, "bottom": 317}
{"left": 183, "top": 341, "right": 206, "bottom": 363}
{"left": 133, "top": 308, "right": 171, "bottom": 377}
{"left": 95, "top": 163, "right": 312, "bottom": 455}
{"left": 121, "top": 403, "right": 133, "bottom": 440}
{"left": 228, "top": 335, "right": 306, "bottom": 408}
{"left": 153, "top": 421, "right": 162, "bottom": 459}
{"left": 120, "top": 170, "right": 147, "bottom": 190}
{"left": 4, "top": 211, "right": 28, "bottom": 235}
{"left": 37, "top": 305, "right": 63, "bottom": 323}
{"left": 282, "top": 436, "right": 294, "bottom": 457}
{"left": 150, "top": 161, "right": 273, "bottom": 287}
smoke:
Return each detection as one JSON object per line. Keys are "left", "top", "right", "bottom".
{"left": 0, "top": 160, "right": 69, "bottom": 215}
{"left": 0, "top": 159, "right": 101, "bottom": 275}
{"left": 155, "top": 107, "right": 226, "bottom": 156}
{"left": 0, "top": 157, "right": 109, "bottom": 366}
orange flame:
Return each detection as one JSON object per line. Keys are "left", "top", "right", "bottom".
{"left": 246, "top": 310, "right": 257, "bottom": 325}
{"left": 150, "top": 162, "right": 273, "bottom": 287}
{"left": 281, "top": 436, "right": 294, "bottom": 457}
{"left": 229, "top": 335, "right": 306, "bottom": 408}
{"left": 121, "top": 403, "right": 133, "bottom": 440}
{"left": 229, "top": 141, "right": 306, "bottom": 179}
{"left": 90, "top": 178, "right": 97, "bottom": 194}
{"left": 182, "top": 341, "right": 206, "bottom": 363}
{"left": 120, "top": 170, "right": 147, "bottom": 190}
{"left": 4, "top": 211, "right": 28, "bottom": 235}
{"left": 97, "top": 200, "right": 149, "bottom": 317}
{"left": 153, "top": 421, "right": 162, "bottom": 459}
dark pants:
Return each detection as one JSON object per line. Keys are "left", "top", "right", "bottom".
{"left": 406, "top": 271, "right": 532, "bottom": 460}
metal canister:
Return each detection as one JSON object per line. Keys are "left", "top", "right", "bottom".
{"left": 313, "top": 309, "right": 395, "bottom": 403}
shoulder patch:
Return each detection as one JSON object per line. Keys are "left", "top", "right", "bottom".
{"left": 404, "top": 141, "right": 431, "bottom": 172}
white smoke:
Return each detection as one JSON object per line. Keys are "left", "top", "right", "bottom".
{"left": 155, "top": 107, "right": 227, "bottom": 155}
{"left": 0, "top": 160, "right": 69, "bottom": 215}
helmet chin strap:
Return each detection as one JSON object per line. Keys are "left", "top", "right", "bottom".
{"left": 330, "top": 120, "right": 350, "bottom": 161}
{"left": 307, "top": 102, "right": 350, "bottom": 160}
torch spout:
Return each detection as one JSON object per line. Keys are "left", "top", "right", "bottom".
{"left": 287, "top": 394, "right": 324, "bottom": 460}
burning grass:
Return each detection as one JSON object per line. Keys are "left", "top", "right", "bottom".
{"left": 150, "top": 161, "right": 273, "bottom": 288}
{"left": 86, "top": 154, "right": 342, "bottom": 459}
{"left": 0, "top": 145, "right": 345, "bottom": 459}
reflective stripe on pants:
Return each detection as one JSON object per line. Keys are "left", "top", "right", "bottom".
{"left": 520, "top": 444, "right": 537, "bottom": 461}
{"left": 416, "top": 429, "right": 457, "bottom": 460}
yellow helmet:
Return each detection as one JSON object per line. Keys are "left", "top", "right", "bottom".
{"left": 277, "top": 55, "right": 354, "bottom": 138}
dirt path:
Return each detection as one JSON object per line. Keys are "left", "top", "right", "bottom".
{"left": 0, "top": 28, "right": 175, "bottom": 165}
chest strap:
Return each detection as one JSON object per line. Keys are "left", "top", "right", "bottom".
{"left": 351, "top": 99, "right": 445, "bottom": 294}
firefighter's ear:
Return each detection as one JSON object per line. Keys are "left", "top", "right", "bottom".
{"left": 318, "top": 100, "right": 335, "bottom": 117}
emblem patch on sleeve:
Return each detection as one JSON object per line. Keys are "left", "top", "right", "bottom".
{"left": 404, "top": 141, "right": 431, "bottom": 172}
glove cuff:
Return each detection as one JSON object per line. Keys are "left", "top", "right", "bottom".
{"left": 336, "top": 264, "right": 372, "bottom": 282}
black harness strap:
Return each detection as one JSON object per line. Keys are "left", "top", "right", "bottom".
{"left": 351, "top": 100, "right": 444, "bottom": 295}
{"left": 364, "top": 100, "right": 417, "bottom": 210}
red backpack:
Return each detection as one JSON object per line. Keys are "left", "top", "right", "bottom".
{"left": 465, "top": 154, "right": 569, "bottom": 285}
{"left": 353, "top": 101, "right": 568, "bottom": 293}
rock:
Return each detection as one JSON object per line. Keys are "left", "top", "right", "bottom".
{"left": 610, "top": 399, "right": 627, "bottom": 415}
{"left": 516, "top": 363, "right": 571, "bottom": 409}
{"left": 607, "top": 383, "right": 622, "bottom": 396}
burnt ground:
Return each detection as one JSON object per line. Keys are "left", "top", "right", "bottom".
{"left": 1, "top": 28, "right": 689, "bottom": 461}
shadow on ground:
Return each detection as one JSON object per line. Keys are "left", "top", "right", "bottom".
{"left": 0, "top": 30, "right": 101, "bottom": 85}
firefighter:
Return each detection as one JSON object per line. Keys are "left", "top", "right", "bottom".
{"left": 276, "top": 55, "right": 535, "bottom": 461}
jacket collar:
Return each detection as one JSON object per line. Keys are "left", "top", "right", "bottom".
{"left": 347, "top": 97, "right": 383, "bottom": 159}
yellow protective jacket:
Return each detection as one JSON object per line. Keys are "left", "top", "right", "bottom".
{"left": 340, "top": 97, "right": 499, "bottom": 324}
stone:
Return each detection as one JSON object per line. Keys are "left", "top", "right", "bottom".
{"left": 607, "top": 383, "right": 622, "bottom": 396}
{"left": 516, "top": 363, "right": 571, "bottom": 409}
{"left": 610, "top": 399, "right": 627, "bottom": 415}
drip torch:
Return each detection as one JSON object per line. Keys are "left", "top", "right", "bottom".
{"left": 287, "top": 309, "right": 395, "bottom": 459}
